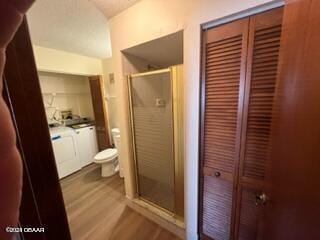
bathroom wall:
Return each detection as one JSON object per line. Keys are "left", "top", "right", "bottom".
{"left": 33, "top": 45, "right": 103, "bottom": 76}
{"left": 33, "top": 47, "right": 118, "bottom": 133}
{"left": 108, "top": 0, "right": 279, "bottom": 238}
{"left": 102, "top": 58, "right": 118, "bottom": 130}
{"left": 38, "top": 71, "right": 94, "bottom": 123}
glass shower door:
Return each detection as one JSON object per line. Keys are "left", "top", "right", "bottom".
{"left": 129, "top": 69, "right": 175, "bottom": 212}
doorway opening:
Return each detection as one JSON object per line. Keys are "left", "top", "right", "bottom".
{"left": 121, "top": 30, "right": 185, "bottom": 229}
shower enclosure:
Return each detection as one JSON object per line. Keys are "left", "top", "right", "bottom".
{"left": 128, "top": 67, "right": 184, "bottom": 216}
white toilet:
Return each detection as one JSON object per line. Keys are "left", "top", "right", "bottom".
{"left": 94, "top": 128, "right": 121, "bottom": 177}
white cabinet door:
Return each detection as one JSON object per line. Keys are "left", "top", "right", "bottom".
{"left": 88, "top": 126, "right": 99, "bottom": 160}
{"left": 75, "top": 128, "right": 90, "bottom": 167}
{"left": 75, "top": 126, "right": 99, "bottom": 167}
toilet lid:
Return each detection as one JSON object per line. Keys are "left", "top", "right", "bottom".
{"left": 94, "top": 148, "right": 118, "bottom": 161}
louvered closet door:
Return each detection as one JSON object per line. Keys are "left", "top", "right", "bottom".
{"left": 200, "top": 18, "right": 249, "bottom": 240}
{"left": 236, "top": 8, "right": 283, "bottom": 240}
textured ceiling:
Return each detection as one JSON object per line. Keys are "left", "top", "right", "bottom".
{"left": 27, "top": 0, "right": 112, "bottom": 59}
{"left": 91, "top": 0, "right": 143, "bottom": 19}
{"left": 27, "top": 0, "right": 143, "bottom": 59}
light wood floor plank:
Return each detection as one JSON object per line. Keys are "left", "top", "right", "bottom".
{"left": 60, "top": 164, "right": 180, "bottom": 240}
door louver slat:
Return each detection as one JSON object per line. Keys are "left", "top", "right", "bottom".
{"left": 205, "top": 35, "right": 242, "bottom": 173}
{"left": 238, "top": 187, "right": 264, "bottom": 240}
{"left": 201, "top": 18, "right": 248, "bottom": 240}
{"left": 238, "top": 8, "right": 283, "bottom": 240}
{"left": 203, "top": 176, "right": 233, "bottom": 240}
{"left": 243, "top": 24, "right": 282, "bottom": 181}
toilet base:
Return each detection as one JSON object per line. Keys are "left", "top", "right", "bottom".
{"left": 100, "top": 160, "right": 119, "bottom": 177}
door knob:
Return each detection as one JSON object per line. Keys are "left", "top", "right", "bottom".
{"left": 255, "top": 193, "right": 268, "bottom": 206}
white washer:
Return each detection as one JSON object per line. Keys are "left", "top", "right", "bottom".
{"left": 50, "top": 127, "right": 81, "bottom": 179}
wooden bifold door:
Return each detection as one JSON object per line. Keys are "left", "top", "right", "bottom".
{"left": 199, "top": 7, "right": 283, "bottom": 240}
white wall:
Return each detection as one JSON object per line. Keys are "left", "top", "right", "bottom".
{"left": 33, "top": 45, "right": 103, "bottom": 76}
{"left": 33, "top": 47, "right": 118, "bottom": 134}
{"left": 108, "top": 0, "right": 277, "bottom": 239}
{"left": 39, "top": 72, "right": 94, "bottom": 122}
{"left": 102, "top": 58, "right": 118, "bottom": 129}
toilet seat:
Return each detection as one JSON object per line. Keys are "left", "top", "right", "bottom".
{"left": 94, "top": 148, "right": 118, "bottom": 163}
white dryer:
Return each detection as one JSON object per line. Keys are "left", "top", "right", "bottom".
{"left": 50, "top": 127, "right": 81, "bottom": 179}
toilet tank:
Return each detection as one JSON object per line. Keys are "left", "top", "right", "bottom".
{"left": 111, "top": 128, "right": 120, "bottom": 146}
{"left": 113, "top": 135, "right": 123, "bottom": 178}
{"left": 111, "top": 128, "right": 120, "bottom": 140}
{"left": 111, "top": 128, "right": 123, "bottom": 177}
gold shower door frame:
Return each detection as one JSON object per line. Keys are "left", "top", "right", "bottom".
{"left": 127, "top": 66, "right": 184, "bottom": 217}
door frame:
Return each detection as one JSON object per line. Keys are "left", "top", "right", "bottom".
{"left": 3, "top": 18, "right": 71, "bottom": 240}
{"left": 198, "top": 1, "right": 284, "bottom": 239}
{"left": 127, "top": 68, "right": 177, "bottom": 214}
{"left": 201, "top": 0, "right": 284, "bottom": 30}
